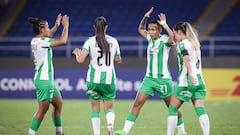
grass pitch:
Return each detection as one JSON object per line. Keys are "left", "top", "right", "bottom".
{"left": 0, "top": 99, "right": 239, "bottom": 135}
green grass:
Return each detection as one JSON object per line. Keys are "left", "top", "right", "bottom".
{"left": 0, "top": 99, "right": 240, "bottom": 135}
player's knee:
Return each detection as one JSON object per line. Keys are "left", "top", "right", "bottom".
{"left": 37, "top": 108, "right": 49, "bottom": 116}
{"left": 52, "top": 100, "right": 63, "bottom": 111}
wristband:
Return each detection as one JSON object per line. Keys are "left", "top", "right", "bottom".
{"left": 160, "top": 20, "right": 169, "bottom": 29}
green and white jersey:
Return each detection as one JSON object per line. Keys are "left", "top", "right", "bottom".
{"left": 177, "top": 39, "right": 205, "bottom": 87}
{"left": 82, "top": 35, "right": 121, "bottom": 85}
{"left": 145, "top": 34, "right": 172, "bottom": 79}
{"left": 31, "top": 37, "right": 54, "bottom": 81}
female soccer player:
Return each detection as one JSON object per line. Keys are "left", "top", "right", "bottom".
{"left": 27, "top": 14, "right": 69, "bottom": 135}
{"left": 72, "top": 16, "right": 121, "bottom": 135}
{"left": 166, "top": 22, "right": 210, "bottom": 135}
{"left": 115, "top": 7, "right": 186, "bottom": 135}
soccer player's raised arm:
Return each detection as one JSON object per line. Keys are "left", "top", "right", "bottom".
{"left": 138, "top": 7, "right": 154, "bottom": 39}
{"left": 52, "top": 15, "right": 69, "bottom": 47}
{"left": 158, "top": 13, "right": 174, "bottom": 44}
{"left": 49, "top": 13, "right": 62, "bottom": 37}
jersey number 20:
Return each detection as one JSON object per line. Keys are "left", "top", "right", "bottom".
{"left": 97, "top": 50, "right": 111, "bottom": 66}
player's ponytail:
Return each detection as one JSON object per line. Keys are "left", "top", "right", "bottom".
{"left": 173, "top": 22, "right": 200, "bottom": 58}
{"left": 185, "top": 22, "right": 200, "bottom": 58}
{"left": 28, "top": 17, "right": 46, "bottom": 35}
{"left": 94, "top": 16, "right": 110, "bottom": 53}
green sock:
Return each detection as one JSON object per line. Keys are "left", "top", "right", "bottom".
{"left": 91, "top": 111, "right": 100, "bottom": 118}
{"left": 168, "top": 105, "right": 178, "bottom": 116}
{"left": 195, "top": 107, "right": 206, "bottom": 117}
{"left": 126, "top": 113, "right": 137, "bottom": 122}
{"left": 52, "top": 117, "right": 62, "bottom": 126}
{"left": 30, "top": 117, "right": 41, "bottom": 131}
{"left": 177, "top": 117, "right": 184, "bottom": 126}
{"left": 105, "top": 109, "right": 114, "bottom": 114}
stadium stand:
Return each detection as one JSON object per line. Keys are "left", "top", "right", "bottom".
{"left": 211, "top": 1, "right": 240, "bottom": 36}
{"left": 203, "top": 1, "right": 240, "bottom": 56}
{"left": 0, "top": 0, "right": 239, "bottom": 56}
{"left": 5, "top": 0, "right": 211, "bottom": 37}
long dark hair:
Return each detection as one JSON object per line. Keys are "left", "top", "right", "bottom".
{"left": 94, "top": 16, "right": 109, "bottom": 53}
{"left": 28, "top": 17, "right": 47, "bottom": 35}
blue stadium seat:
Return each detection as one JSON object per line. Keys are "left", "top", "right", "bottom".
{"left": 211, "top": 3, "right": 240, "bottom": 36}
{"left": 2, "top": 0, "right": 214, "bottom": 56}
{"left": 6, "top": 0, "right": 211, "bottom": 37}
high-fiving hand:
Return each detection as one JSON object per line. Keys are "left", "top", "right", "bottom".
{"left": 55, "top": 13, "right": 62, "bottom": 27}
{"left": 144, "top": 7, "right": 154, "bottom": 18}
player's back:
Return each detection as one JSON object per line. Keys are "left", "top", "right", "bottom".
{"left": 83, "top": 35, "right": 120, "bottom": 84}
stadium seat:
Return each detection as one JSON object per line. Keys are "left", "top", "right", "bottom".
{"left": 6, "top": 0, "right": 239, "bottom": 56}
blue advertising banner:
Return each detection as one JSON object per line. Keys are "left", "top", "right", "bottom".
{"left": 0, "top": 69, "right": 178, "bottom": 99}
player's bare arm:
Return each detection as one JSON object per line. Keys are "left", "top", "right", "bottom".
{"left": 138, "top": 7, "right": 154, "bottom": 38}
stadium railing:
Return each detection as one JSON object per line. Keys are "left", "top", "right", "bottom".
{"left": 0, "top": 36, "right": 240, "bottom": 57}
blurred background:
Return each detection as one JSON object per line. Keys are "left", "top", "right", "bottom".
{"left": 0, "top": 0, "right": 240, "bottom": 100}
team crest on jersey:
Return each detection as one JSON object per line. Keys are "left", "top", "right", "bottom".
{"left": 179, "top": 43, "right": 185, "bottom": 51}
